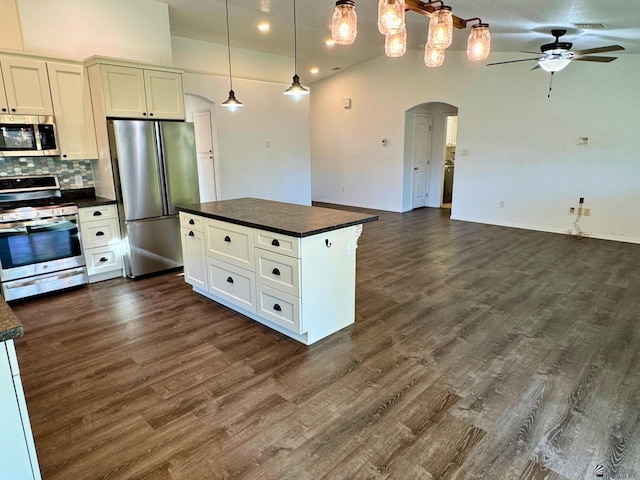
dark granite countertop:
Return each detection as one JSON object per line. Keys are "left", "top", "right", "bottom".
{"left": 0, "top": 298, "right": 23, "bottom": 342}
{"left": 61, "top": 188, "right": 116, "bottom": 208}
{"left": 74, "top": 196, "right": 116, "bottom": 209}
{"left": 177, "top": 198, "right": 378, "bottom": 237}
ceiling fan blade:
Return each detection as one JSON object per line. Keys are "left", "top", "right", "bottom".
{"left": 486, "top": 58, "right": 539, "bottom": 66}
{"left": 572, "top": 45, "right": 625, "bottom": 55}
{"left": 573, "top": 55, "right": 618, "bottom": 63}
{"left": 530, "top": 65, "right": 541, "bottom": 70}
{"left": 520, "top": 51, "right": 542, "bottom": 55}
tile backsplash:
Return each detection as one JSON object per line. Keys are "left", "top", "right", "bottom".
{"left": 0, "top": 157, "right": 94, "bottom": 190}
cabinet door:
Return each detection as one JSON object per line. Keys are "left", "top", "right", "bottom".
{"left": 0, "top": 342, "right": 38, "bottom": 480}
{"left": 0, "top": 67, "right": 8, "bottom": 113}
{"left": 143, "top": 70, "right": 184, "bottom": 120}
{"left": 99, "top": 65, "right": 148, "bottom": 118}
{"left": 0, "top": 56, "right": 53, "bottom": 115}
{"left": 181, "top": 227, "right": 207, "bottom": 291}
{"left": 47, "top": 62, "right": 98, "bottom": 159}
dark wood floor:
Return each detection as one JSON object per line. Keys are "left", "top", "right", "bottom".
{"left": 11, "top": 206, "right": 640, "bottom": 480}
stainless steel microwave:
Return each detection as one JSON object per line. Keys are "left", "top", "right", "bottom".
{"left": 0, "top": 115, "right": 59, "bottom": 157}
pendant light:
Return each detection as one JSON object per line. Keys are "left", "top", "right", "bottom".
{"left": 378, "top": 0, "right": 404, "bottom": 35}
{"left": 221, "top": 0, "right": 243, "bottom": 111}
{"left": 428, "top": 5, "right": 453, "bottom": 50}
{"left": 424, "top": 43, "right": 445, "bottom": 67}
{"left": 385, "top": 28, "right": 407, "bottom": 57}
{"left": 331, "top": 0, "right": 357, "bottom": 45}
{"left": 284, "top": 0, "right": 309, "bottom": 98}
{"left": 467, "top": 22, "right": 491, "bottom": 61}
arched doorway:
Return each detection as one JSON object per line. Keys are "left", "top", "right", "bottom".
{"left": 403, "top": 102, "right": 458, "bottom": 211}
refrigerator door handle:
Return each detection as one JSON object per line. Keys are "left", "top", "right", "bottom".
{"left": 155, "top": 123, "right": 170, "bottom": 216}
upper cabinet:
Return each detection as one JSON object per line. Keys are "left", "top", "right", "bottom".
{"left": 445, "top": 115, "right": 458, "bottom": 147}
{"left": 47, "top": 62, "right": 98, "bottom": 159}
{"left": 87, "top": 59, "right": 185, "bottom": 120}
{"left": 0, "top": 56, "right": 53, "bottom": 115}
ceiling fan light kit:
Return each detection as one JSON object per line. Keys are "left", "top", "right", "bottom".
{"left": 331, "top": 0, "right": 358, "bottom": 45}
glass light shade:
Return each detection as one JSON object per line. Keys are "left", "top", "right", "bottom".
{"left": 283, "top": 74, "right": 309, "bottom": 99}
{"left": 221, "top": 90, "right": 243, "bottom": 112}
{"left": 538, "top": 57, "right": 572, "bottom": 73}
{"left": 424, "top": 43, "right": 445, "bottom": 67}
{"left": 467, "top": 24, "right": 491, "bottom": 61}
{"left": 385, "top": 28, "right": 407, "bottom": 57}
{"left": 331, "top": 0, "right": 357, "bottom": 45}
{"left": 378, "top": 0, "right": 405, "bottom": 35}
{"left": 428, "top": 6, "right": 453, "bottom": 50}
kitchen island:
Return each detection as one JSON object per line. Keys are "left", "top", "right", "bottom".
{"left": 177, "top": 198, "right": 378, "bottom": 345}
{"left": 0, "top": 299, "right": 41, "bottom": 479}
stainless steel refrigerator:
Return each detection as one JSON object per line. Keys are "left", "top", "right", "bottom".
{"left": 108, "top": 120, "right": 199, "bottom": 278}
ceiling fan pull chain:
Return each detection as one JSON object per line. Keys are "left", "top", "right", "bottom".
{"left": 547, "top": 72, "right": 554, "bottom": 98}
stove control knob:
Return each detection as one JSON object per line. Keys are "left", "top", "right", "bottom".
{"left": 1, "top": 214, "right": 9, "bottom": 221}
{"left": 62, "top": 207, "right": 71, "bottom": 215}
{"left": 11, "top": 213, "right": 20, "bottom": 220}
{"left": 50, "top": 209, "right": 59, "bottom": 216}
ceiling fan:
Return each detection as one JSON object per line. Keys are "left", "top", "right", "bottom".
{"left": 487, "top": 29, "right": 625, "bottom": 73}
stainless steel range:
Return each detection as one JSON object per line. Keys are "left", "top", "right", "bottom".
{"left": 0, "top": 175, "right": 87, "bottom": 301}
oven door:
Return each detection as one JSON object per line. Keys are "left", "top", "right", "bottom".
{"left": 0, "top": 215, "right": 86, "bottom": 282}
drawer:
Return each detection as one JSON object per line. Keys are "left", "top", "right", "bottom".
{"left": 207, "top": 257, "right": 256, "bottom": 313}
{"left": 255, "top": 249, "right": 300, "bottom": 296}
{"left": 256, "top": 283, "right": 302, "bottom": 334}
{"left": 85, "top": 245, "right": 123, "bottom": 276}
{"left": 254, "top": 230, "right": 300, "bottom": 258}
{"left": 180, "top": 212, "right": 205, "bottom": 232}
{"left": 205, "top": 220, "right": 254, "bottom": 270}
{"left": 79, "top": 204, "right": 117, "bottom": 222}
{"left": 81, "top": 218, "right": 120, "bottom": 249}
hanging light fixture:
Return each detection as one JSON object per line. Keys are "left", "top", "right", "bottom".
{"left": 428, "top": 4, "right": 453, "bottom": 50}
{"left": 424, "top": 43, "right": 445, "bottom": 67}
{"left": 331, "top": 0, "right": 357, "bottom": 45}
{"left": 284, "top": 0, "right": 309, "bottom": 98}
{"left": 385, "top": 28, "right": 407, "bottom": 57}
{"left": 221, "top": 0, "right": 243, "bottom": 111}
{"left": 378, "top": 0, "right": 405, "bottom": 35}
{"left": 465, "top": 19, "right": 491, "bottom": 61}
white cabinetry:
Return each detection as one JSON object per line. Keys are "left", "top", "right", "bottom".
{"left": 79, "top": 205, "right": 123, "bottom": 283}
{"left": 0, "top": 56, "right": 53, "bottom": 115}
{"left": 179, "top": 212, "right": 362, "bottom": 345}
{"left": 47, "top": 62, "right": 98, "bottom": 159}
{"left": 0, "top": 339, "right": 41, "bottom": 480}
{"left": 87, "top": 61, "right": 184, "bottom": 120}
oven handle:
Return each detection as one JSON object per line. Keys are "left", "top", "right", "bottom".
{"left": 0, "top": 215, "right": 78, "bottom": 230}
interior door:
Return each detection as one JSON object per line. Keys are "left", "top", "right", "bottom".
{"left": 193, "top": 109, "right": 217, "bottom": 202}
{"left": 411, "top": 114, "right": 432, "bottom": 209}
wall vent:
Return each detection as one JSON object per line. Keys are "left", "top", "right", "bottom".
{"left": 573, "top": 22, "right": 607, "bottom": 29}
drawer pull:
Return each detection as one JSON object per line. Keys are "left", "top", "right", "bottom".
{"left": 325, "top": 239, "right": 332, "bottom": 248}
{"left": 96, "top": 231, "right": 105, "bottom": 236}
{"left": 226, "top": 276, "right": 234, "bottom": 284}
{"left": 224, "top": 235, "right": 231, "bottom": 243}
{"left": 271, "top": 239, "right": 280, "bottom": 247}
{"left": 189, "top": 219, "right": 195, "bottom": 225}
{"left": 92, "top": 211, "right": 103, "bottom": 217}
{"left": 99, "top": 257, "right": 108, "bottom": 263}
{"left": 272, "top": 268, "right": 281, "bottom": 276}
{"left": 273, "top": 303, "right": 282, "bottom": 312}
{"left": 188, "top": 231, "right": 195, "bottom": 237}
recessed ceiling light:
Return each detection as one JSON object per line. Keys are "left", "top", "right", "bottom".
{"left": 310, "top": 67, "right": 319, "bottom": 74}
{"left": 325, "top": 38, "right": 336, "bottom": 46}
{"left": 257, "top": 22, "right": 270, "bottom": 32}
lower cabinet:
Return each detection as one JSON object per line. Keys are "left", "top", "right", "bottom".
{"left": 0, "top": 340, "right": 41, "bottom": 480}
{"left": 78, "top": 204, "right": 123, "bottom": 283}
{"left": 179, "top": 212, "right": 362, "bottom": 345}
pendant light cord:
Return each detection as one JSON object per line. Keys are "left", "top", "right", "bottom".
{"left": 225, "top": 0, "right": 233, "bottom": 90}
{"left": 293, "top": 0, "right": 298, "bottom": 74}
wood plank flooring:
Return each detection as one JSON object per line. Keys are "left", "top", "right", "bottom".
{"left": 10, "top": 206, "right": 640, "bottom": 480}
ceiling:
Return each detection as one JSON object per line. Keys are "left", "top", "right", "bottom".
{"left": 156, "top": 0, "right": 640, "bottom": 81}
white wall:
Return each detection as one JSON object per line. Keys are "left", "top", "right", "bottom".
{"left": 16, "top": 0, "right": 172, "bottom": 64}
{"left": 310, "top": 50, "right": 640, "bottom": 243}
{"left": 182, "top": 73, "right": 311, "bottom": 206}
{"left": 0, "top": 0, "right": 23, "bottom": 51}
